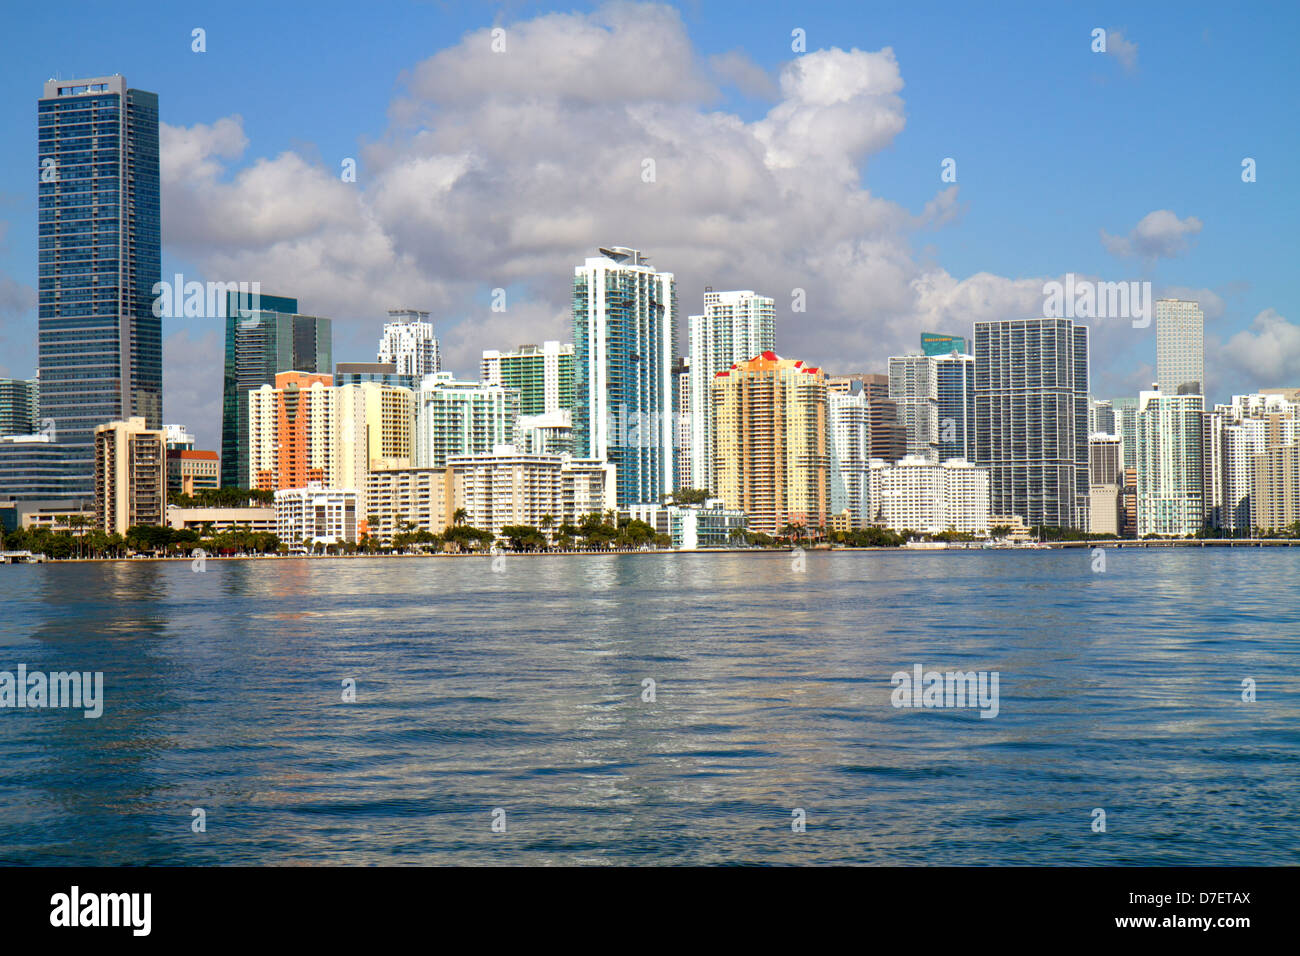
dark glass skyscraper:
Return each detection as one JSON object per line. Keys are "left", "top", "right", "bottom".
{"left": 220, "top": 291, "right": 332, "bottom": 488}
{"left": 36, "top": 75, "right": 161, "bottom": 496}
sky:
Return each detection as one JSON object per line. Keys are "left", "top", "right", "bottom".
{"left": 0, "top": 0, "right": 1297, "bottom": 450}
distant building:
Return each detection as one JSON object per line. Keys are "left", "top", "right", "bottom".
{"left": 1136, "top": 390, "right": 1204, "bottom": 537}
{"left": 1252, "top": 444, "right": 1300, "bottom": 533}
{"left": 481, "top": 341, "right": 574, "bottom": 417}
{"left": 921, "top": 332, "right": 968, "bottom": 357}
{"left": 828, "top": 389, "right": 870, "bottom": 528}
{"left": 868, "top": 455, "right": 990, "bottom": 535}
{"left": 1112, "top": 397, "right": 1139, "bottom": 470}
{"left": 974, "top": 318, "right": 1089, "bottom": 530}
{"left": 377, "top": 310, "right": 440, "bottom": 379}
{"left": 623, "top": 499, "right": 747, "bottom": 549}
{"left": 1155, "top": 298, "right": 1205, "bottom": 397}
{"left": 366, "top": 462, "right": 462, "bottom": 543}
{"left": 448, "top": 446, "right": 616, "bottom": 539}
{"left": 888, "top": 354, "right": 939, "bottom": 461}
{"left": 166, "top": 506, "right": 277, "bottom": 535}
{"left": 276, "top": 483, "right": 358, "bottom": 546}
{"left": 94, "top": 418, "right": 166, "bottom": 535}
{"left": 687, "top": 290, "right": 776, "bottom": 494}
{"left": 514, "top": 410, "right": 573, "bottom": 456}
{"left": 0, "top": 379, "right": 39, "bottom": 436}
{"left": 334, "top": 362, "right": 417, "bottom": 390}
{"left": 573, "top": 247, "right": 675, "bottom": 507}
{"left": 414, "top": 372, "right": 519, "bottom": 469}
{"left": 713, "top": 352, "right": 829, "bottom": 536}
{"left": 221, "top": 292, "right": 332, "bottom": 488}
{"left": 167, "top": 449, "right": 220, "bottom": 497}
{"left": 163, "top": 424, "right": 195, "bottom": 451}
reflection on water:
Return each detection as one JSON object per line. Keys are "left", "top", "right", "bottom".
{"left": 0, "top": 550, "right": 1297, "bottom": 865}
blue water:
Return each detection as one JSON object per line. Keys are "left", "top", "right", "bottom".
{"left": 0, "top": 550, "right": 1296, "bottom": 865}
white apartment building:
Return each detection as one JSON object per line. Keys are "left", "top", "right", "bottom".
{"left": 867, "top": 455, "right": 990, "bottom": 535}
{"left": 448, "top": 446, "right": 616, "bottom": 538}
{"left": 1136, "top": 389, "right": 1204, "bottom": 536}
{"left": 686, "top": 290, "right": 776, "bottom": 494}
{"left": 378, "top": 309, "right": 440, "bottom": 378}
{"left": 276, "top": 483, "right": 359, "bottom": 546}
{"left": 828, "top": 390, "right": 870, "bottom": 528}
{"left": 414, "top": 372, "right": 519, "bottom": 468}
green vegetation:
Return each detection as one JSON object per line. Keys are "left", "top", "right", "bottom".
{"left": 169, "top": 487, "right": 275, "bottom": 508}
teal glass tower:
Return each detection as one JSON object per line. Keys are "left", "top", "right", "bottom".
{"left": 220, "top": 291, "right": 332, "bottom": 488}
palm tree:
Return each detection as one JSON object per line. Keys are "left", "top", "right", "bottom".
{"left": 453, "top": 508, "right": 468, "bottom": 527}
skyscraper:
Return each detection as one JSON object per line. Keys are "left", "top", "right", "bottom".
{"left": 828, "top": 387, "right": 870, "bottom": 528}
{"left": 413, "top": 373, "right": 519, "bottom": 469}
{"left": 37, "top": 76, "right": 161, "bottom": 497}
{"left": 221, "top": 291, "right": 332, "bottom": 489}
{"left": 934, "top": 351, "right": 976, "bottom": 462}
{"left": 974, "top": 318, "right": 1090, "bottom": 530}
{"left": 481, "top": 341, "right": 574, "bottom": 417}
{"left": 1136, "top": 389, "right": 1204, "bottom": 537}
{"left": 572, "top": 247, "right": 675, "bottom": 506}
{"left": 1112, "top": 397, "right": 1139, "bottom": 469}
{"left": 0, "top": 379, "right": 39, "bottom": 436}
{"left": 713, "top": 352, "right": 829, "bottom": 536}
{"left": 1155, "top": 298, "right": 1205, "bottom": 396}
{"left": 378, "top": 310, "right": 440, "bottom": 379}
{"left": 888, "top": 354, "right": 939, "bottom": 461}
{"left": 687, "top": 289, "right": 776, "bottom": 494}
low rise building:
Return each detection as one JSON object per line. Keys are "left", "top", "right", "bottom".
{"left": 275, "top": 483, "right": 359, "bottom": 546}
{"left": 623, "top": 499, "right": 747, "bottom": 549}
{"left": 868, "top": 455, "right": 990, "bottom": 535}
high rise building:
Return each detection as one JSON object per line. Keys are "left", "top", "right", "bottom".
{"left": 93, "top": 417, "right": 165, "bottom": 535}
{"left": 713, "top": 352, "right": 829, "bottom": 536}
{"left": 1088, "top": 434, "right": 1123, "bottom": 535}
{"left": 974, "top": 318, "right": 1090, "bottom": 530}
{"left": 1089, "top": 399, "right": 1116, "bottom": 436}
{"left": 481, "top": 341, "right": 574, "bottom": 418}
{"left": 573, "top": 247, "right": 676, "bottom": 507}
{"left": 920, "top": 332, "right": 968, "bottom": 357}
{"left": 0, "top": 379, "right": 39, "bottom": 436}
{"left": 247, "top": 372, "right": 413, "bottom": 512}
{"left": 673, "top": 356, "right": 691, "bottom": 490}
{"left": 828, "top": 388, "right": 870, "bottom": 529}
{"left": 37, "top": 76, "right": 161, "bottom": 497}
{"left": 366, "top": 464, "right": 462, "bottom": 543}
{"left": 1112, "top": 397, "right": 1139, "bottom": 469}
{"left": 1252, "top": 445, "right": 1300, "bottom": 533}
{"left": 687, "top": 289, "right": 776, "bottom": 494}
{"left": 377, "top": 310, "right": 440, "bottom": 379}
{"left": 934, "top": 351, "right": 976, "bottom": 462}
{"left": 888, "top": 354, "right": 939, "bottom": 462}
{"left": 413, "top": 372, "right": 519, "bottom": 469}
{"left": 867, "top": 455, "right": 990, "bottom": 535}
{"left": 1211, "top": 393, "right": 1300, "bottom": 532}
{"left": 1136, "top": 389, "right": 1204, "bottom": 537}
{"left": 221, "top": 291, "right": 332, "bottom": 489}
{"left": 1155, "top": 299, "right": 1205, "bottom": 396}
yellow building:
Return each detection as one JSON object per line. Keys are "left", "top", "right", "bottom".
{"left": 712, "top": 351, "right": 829, "bottom": 536}
{"left": 94, "top": 418, "right": 166, "bottom": 535}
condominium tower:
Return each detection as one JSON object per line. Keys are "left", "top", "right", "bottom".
{"left": 687, "top": 289, "right": 776, "bottom": 494}
{"left": 974, "top": 318, "right": 1090, "bottom": 529}
{"left": 572, "top": 247, "right": 676, "bottom": 506}
{"left": 1155, "top": 299, "right": 1205, "bottom": 396}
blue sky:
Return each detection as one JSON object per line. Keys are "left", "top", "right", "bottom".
{"left": 0, "top": 1, "right": 1297, "bottom": 448}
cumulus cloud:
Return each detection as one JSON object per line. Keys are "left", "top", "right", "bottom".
{"left": 1101, "top": 209, "right": 1203, "bottom": 259}
{"left": 1220, "top": 309, "right": 1300, "bottom": 388}
{"left": 153, "top": 1, "right": 1081, "bottom": 432}
{"left": 1105, "top": 28, "right": 1139, "bottom": 73}
{"left": 709, "top": 50, "right": 778, "bottom": 100}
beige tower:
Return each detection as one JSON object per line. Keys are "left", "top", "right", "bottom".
{"left": 713, "top": 351, "right": 829, "bottom": 536}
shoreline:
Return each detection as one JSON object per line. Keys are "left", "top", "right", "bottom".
{"left": 6, "top": 538, "right": 1300, "bottom": 565}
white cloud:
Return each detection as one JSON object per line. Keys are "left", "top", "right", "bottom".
{"left": 1101, "top": 209, "right": 1202, "bottom": 259}
{"left": 1220, "top": 309, "right": 1300, "bottom": 388}
{"left": 709, "top": 50, "right": 778, "bottom": 100}
{"left": 1106, "top": 28, "right": 1139, "bottom": 73}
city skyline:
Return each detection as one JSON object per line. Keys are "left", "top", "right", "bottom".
{"left": 0, "top": 2, "right": 1295, "bottom": 453}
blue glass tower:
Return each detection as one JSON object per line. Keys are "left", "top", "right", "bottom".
{"left": 36, "top": 75, "right": 161, "bottom": 497}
